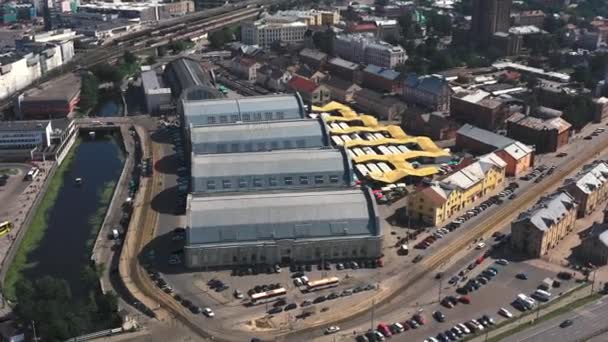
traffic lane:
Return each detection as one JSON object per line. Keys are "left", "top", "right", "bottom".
{"left": 389, "top": 259, "right": 573, "bottom": 341}
{"left": 502, "top": 297, "right": 608, "bottom": 342}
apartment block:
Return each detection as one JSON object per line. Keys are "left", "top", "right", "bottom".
{"left": 333, "top": 33, "right": 407, "bottom": 68}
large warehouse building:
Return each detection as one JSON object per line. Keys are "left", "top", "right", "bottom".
{"left": 191, "top": 148, "right": 352, "bottom": 193}
{"left": 180, "top": 93, "right": 306, "bottom": 127}
{"left": 189, "top": 119, "right": 329, "bottom": 155}
{"left": 184, "top": 189, "right": 382, "bottom": 268}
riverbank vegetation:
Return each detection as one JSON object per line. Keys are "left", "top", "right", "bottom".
{"left": 3, "top": 139, "right": 81, "bottom": 300}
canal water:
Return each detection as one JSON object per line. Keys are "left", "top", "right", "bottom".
{"left": 22, "top": 131, "right": 124, "bottom": 299}
{"left": 96, "top": 100, "right": 120, "bottom": 117}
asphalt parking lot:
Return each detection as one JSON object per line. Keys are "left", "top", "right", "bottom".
{"left": 350, "top": 241, "right": 580, "bottom": 342}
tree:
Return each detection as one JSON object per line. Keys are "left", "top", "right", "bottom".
{"left": 564, "top": 95, "right": 595, "bottom": 129}
{"left": 209, "top": 28, "right": 233, "bottom": 48}
{"left": 122, "top": 51, "right": 138, "bottom": 65}
{"left": 426, "top": 12, "right": 452, "bottom": 36}
{"left": 79, "top": 74, "right": 99, "bottom": 114}
{"left": 145, "top": 55, "right": 157, "bottom": 65}
{"left": 91, "top": 63, "right": 123, "bottom": 84}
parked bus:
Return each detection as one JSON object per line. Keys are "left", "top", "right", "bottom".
{"left": 0, "top": 221, "right": 13, "bottom": 237}
{"left": 25, "top": 167, "right": 39, "bottom": 180}
{"left": 306, "top": 276, "right": 340, "bottom": 292}
{"left": 250, "top": 287, "right": 287, "bottom": 305}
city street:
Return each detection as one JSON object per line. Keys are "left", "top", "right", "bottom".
{"left": 502, "top": 295, "right": 608, "bottom": 342}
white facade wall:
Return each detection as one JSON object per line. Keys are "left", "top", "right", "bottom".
{"left": 0, "top": 55, "right": 42, "bottom": 101}
{"left": 242, "top": 21, "right": 307, "bottom": 48}
{"left": 40, "top": 45, "right": 63, "bottom": 74}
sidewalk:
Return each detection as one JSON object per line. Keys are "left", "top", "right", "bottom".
{"left": 468, "top": 284, "right": 596, "bottom": 342}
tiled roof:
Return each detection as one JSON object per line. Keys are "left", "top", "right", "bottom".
{"left": 501, "top": 142, "right": 533, "bottom": 160}
{"left": 288, "top": 75, "right": 318, "bottom": 93}
{"left": 515, "top": 191, "right": 576, "bottom": 232}
{"left": 507, "top": 113, "right": 572, "bottom": 133}
{"left": 323, "top": 77, "right": 357, "bottom": 91}
{"left": 442, "top": 152, "right": 506, "bottom": 190}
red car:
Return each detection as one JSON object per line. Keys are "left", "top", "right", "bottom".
{"left": 458, "top": 296, "right": 471, "bottom": 304}
{"left": 377, "top": 323, "right": 392, "bottom": 337}
{"left": 413, "top": 313, "right": 426, "bottom": 325}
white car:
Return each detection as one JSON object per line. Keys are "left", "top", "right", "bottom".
{"left": 293, "top": 278, "right": 303, "bottom": 287}
{"left": 475, "top": 242, "right": 486, "bottom": 249}
{"left": 300, "top": 275, "right": 309, "bottom": 284}
{"left": 325, "top": 326, "right": 340, "bottom": 334}
{"left": 496, "top": 259, "right": 509, "bottom": 265}
{"left": 457, "top": 323, "right": 471, "bottom": 334}
{"left": 203, "top": 307, "right": 215, "bottom": 317}
{"left": 499, "top": 307, "right": 513, "bottom": 318}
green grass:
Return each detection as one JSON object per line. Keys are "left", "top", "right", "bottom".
{"left": 484, "top": 286, "right": 601, "bottom": 342}
{"left": 0, "top": 168, "right": 19, "bottom": 176}
{"left": 84, "top": 180, "right": 118, "bottom": 252}
{"left": 2, "top": 140, "right": 81, "bottom": 301}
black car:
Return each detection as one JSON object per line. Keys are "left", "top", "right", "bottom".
{"left": 313, "top": 295, "right": 327, "bottom": 303}
{"left": 433, "top": 310, "right": 446, "bottom": 322}
{"left": 445, "top": 330, "right": 457, "bottom": 340}
{"left": 292, "top": 271, "right": 305, "bottom": 278}
{"left": 327, "top": 292, "right": 339, "bottom": 300}
{"left": 284, "top": 303, "right": 297, "bottom": 311}
{"left": 413, "top": 255, "right": 423, "bottom": 263}
{"left": 560, "top": 319, "right": 573, "bottom": 328}
{"left": 268, "top": 307, "right": 283, "bottom": 314}
{"left": 436, "top": 332, "right": 449, "bottom": 342}
{"left": 273, "top": 299, "right": 287, "bottom": 307}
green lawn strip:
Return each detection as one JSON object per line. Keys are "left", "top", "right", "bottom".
{"left": 461, "top": 283, "right": 591, "bottom": 342}
{"left": 2, "top": 140, "right": 81, "bottom": 300}
{"left": 84, "top": 180, "right": 118, "bottom": 252}
{"left": 485, "top": 286, "right": 601, "bottom": 342}
{"left": 0, "top": 168, "right": 19, "bottom": 176}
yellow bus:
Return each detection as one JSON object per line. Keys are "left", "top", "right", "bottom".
{"left": 0, "top": 221, "right": 13, "bottom": 237}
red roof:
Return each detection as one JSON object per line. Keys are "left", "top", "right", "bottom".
{"left": 288, "top": 75, "right": 318, "bottom": 93}
{"left": 419, "top": 186, "right": 447, "bottom": 206}
{"left": 351, "top": 23, "right": 377, "bottom": 32}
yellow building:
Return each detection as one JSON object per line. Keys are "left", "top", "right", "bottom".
{"left": 407, "top": 153, "right": 507, "bottom": 226}
{"left": 511, "top": 191, "right": 578, "bottom": 257}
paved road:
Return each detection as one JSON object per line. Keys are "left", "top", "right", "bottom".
{"left": 502, "top": 296, "right": 608, "bottom": 342}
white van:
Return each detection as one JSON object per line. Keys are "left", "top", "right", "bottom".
{"left": 399, "top": 244, "right": 409, "bottom": 255}
{"left": 111, "top": 229, "right": 120, "bottom": 240}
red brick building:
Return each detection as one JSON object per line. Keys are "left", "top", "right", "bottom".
{"left": 506, "top": 112, "right": 571, "bottom": 153}
{"left": 361, "top": 64, "right": 401, "bottom": 93}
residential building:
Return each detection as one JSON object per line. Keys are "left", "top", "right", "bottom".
{"left": 511, "top": 191, "right": 577, "bottom": 257}
{"left": 299, "top": 48, "right": 328, "bottom": 68}
{"left": 241, "top": 16, "right": 308, "bottom": 48}
{"left": 323, "top": 77, "right": 361, "bottom": 103}
{"left": 451, "top": 90, "right": 508, "bottom": 130}
{"left": 593, "top": 97, "right": 608, "bottom": 123}
{"left": 577, "top": 208, "right": 608, "bottom": 266}
{"left": 275, "top": 10, "right": 340, "bottom": 26}
{"left": 471, "top": 0, "right": 513, "bottom": 46}
{"left": 294, "top": 65, "right": 327, "bottom": 84}
{"left": 189, "top": 119, "right": 328, "bottom": 155}
{"left": 362, "top": 64, "right": 401, "bottom": 93}
{"left": 184, "top": 189, "right": 382, "bottom": 268}
{"left": 326, "top": 57, "right": 360, "bottom": 82}
{"left": 407, "top": 153, "right": 507, "bottom": 226}
{"left": 141, "top": 69, "right": 171, "bottom": 115}
{"left": 230, "top": 56, "right": 260, "bottom": 82}
{"left": 492, "top": 32, "right": 522, "bottom": 56}
{"left": 192, "top": 149, "right": 352, "bottom": 193}
{"left": 288, "top": 75, "right": 331, "bottom": 106}
{"left": 353, "top": 88, "right": 406, "bottom": 121}
{"left": 456, "top": 124, "right": 533, "bottom": 176}
{"left": 506, "top": 112, "right": 571, "bottom": 153}
{"left": 333, "top": 33, "right": 407, "bottom": 68}
{"left": 403, "top": 111, "right": 459, "bottom": 141}
{"left": 181, "top": 94, "right": 306, "bottom": 127}
{"left": 513, "top": 10, "right": 545, "bottom": 27}
{"left": 256, "top": 64, "right": 291, "bottom": 91}
{"left": 561, "top": 162, "right": 608, "bottom": 217}
{"left": 402, "top": 73, "right": 451, "bottom": 112}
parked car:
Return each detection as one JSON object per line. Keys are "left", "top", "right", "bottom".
{"left": 325, "top": 326, "right": 340, "bottom": 334}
